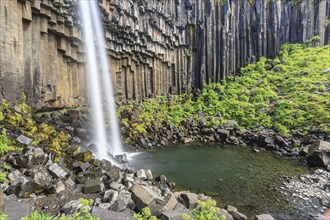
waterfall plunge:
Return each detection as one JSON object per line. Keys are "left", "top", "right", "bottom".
{"left": 79, "top": 0, "right": 123, "bottom": 160}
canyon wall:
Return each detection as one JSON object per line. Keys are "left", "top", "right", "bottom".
{"left": 0, "top": 0, "right": 329, "bottom": 108}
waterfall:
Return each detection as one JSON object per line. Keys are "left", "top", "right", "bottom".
{"left": 78, "top": 0, "right": 123, "bottom": 160}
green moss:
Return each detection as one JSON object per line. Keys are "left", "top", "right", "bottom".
{"left": 0, "top": 130, "right": 14, "bottom": 154}
{"left": 83, "top": 151, "right": 94, "bottom": 162}
{"left": 0, "top": 96, "right": 71, "bottom": 157}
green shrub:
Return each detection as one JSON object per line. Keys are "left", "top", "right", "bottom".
{"left": 183, "top": 199, "right": 225, "bottom": 220}
{"left": 0, "top": 173, "right": 6, "bottom": 183}
{"left": 21, "top": 212, "right": 58, "bottom": 220}
{"left": 0, "top": 212, "right": 8, "bottom": 220}
{"left": 134, "top": 207, "right": 158, "bottom": 220}
{"left": 0, "top": 130, "right": 13, "bottom": 155}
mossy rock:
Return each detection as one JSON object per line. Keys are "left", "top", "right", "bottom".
{"left": 83, "top": 150, "right": 94, "bottom": 162}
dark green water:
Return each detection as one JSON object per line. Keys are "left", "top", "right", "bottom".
{"left": 129, "top": 143, "right": 311, "bottom": 219}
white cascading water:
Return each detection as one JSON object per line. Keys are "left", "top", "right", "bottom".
{"left": 79, "top": 0, "right": 123, "bottom": 160}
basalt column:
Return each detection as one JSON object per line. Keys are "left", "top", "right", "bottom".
{"left": 0, "top": 0, "right": 329, "bottom": 107}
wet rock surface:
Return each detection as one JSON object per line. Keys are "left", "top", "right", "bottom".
{"left": 306, "top": 141, "right": 330, "bottom": 167}
{"left": 280, "top": 168, "right": 330, "bottom": 219}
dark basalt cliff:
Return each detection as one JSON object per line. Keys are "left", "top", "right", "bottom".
{"left": 0, "top": 0, "right": 329, "bottom": 108}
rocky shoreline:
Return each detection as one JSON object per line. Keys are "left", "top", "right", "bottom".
{"left": 0, "top": 107, "right": 329, "bottom": 219}
{"left": 280, "top": 168, "right": 330, "bottom": 220}
{"left": 119, "top": 105, "right": 329, "bottom": 167}
{"left": 1, "top": 144, "right": 273, "bottom": 220}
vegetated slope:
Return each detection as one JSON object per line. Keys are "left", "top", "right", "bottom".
{"left": 119, "top": 44, "right": 330, "bottom": 141}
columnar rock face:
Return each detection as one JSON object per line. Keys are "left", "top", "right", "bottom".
{"left": 0, "top": 0, "right": 329, "bottom": 107}
{"left": 0, "top": 0, "right": 85, "bottom": 108}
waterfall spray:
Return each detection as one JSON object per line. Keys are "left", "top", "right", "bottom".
{"left": 79, "top": 0, "right": 123, "bottom": 160}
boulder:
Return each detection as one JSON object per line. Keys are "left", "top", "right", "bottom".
{"left": 137, "top": 138, "right": 148, "bottom": 148}
{"left": 178, "top": 192, "right": 198, "bottom": 209}
{"left": 198, "top": 112, "right": 207, "bottom": 126}
{"left": 26, "top": 147, "right": 44, "bottom": 158}
{"left": 54, "top": 180, "right": 66, "bottom": 193}
{"left": 263, "top": 136, "right": 275, "bottom": 148}
{"left": 136, "top": 169, "right": 147, "bottom": 180}
{"left": 160, "top": 210, "right": 192, "bottom": 220}
{"left": 164, "top": 193, "right": 178, "bottom": 211}
{"left": 306, "top": 141, "right": 330, "bottom": 167}
{"left": 100, "top": 160, "right": 112, "bottom": 171}
{"left": 110, "top": 182, "right": 125, "bottom": 191}
{"left": 3, "top": 197, "right": 34, "bottom": 219}
{"left": 115, "top": 154, "right": 128, "bottom": 163}
{"left": 33, "top": 169, "right": 51, "bottom": 188}
{"left": 99, "top": 203, "right": 111, "bottom": 210}
{"left": 174, "top": 203, "right": 190, "bottom": 212}
{"left": 106, "top": 168, "right": 123, "bottom": 182}
{"left": 92, "top": 207, "right": 136, "bottom": 220}
{"left": 16, "top": 135, "right": 32, "bottom": 145}
{"left": 229, "top": 211, "right": 247, "bottom": 220}
{"left": 131, "top": 184, "right": 165, "bottom": 214}
{"left": 226, "top": 205, "right": 237, "bottom": 213}
{"left": 145, "top": 169, "right": 153, "bottom": 180}
{"left": 84, "top": 178, "right": 104, "bottom": 193}
{"left": 275, "top": 135, "right": 289, "bottom": 147}
{"left": 66, "top": 145, "right": 81, "bottom": 156}
{"left": 12, "top": 155, "right": 34, "bottom": 168}
{"left": 112, "top": 200, "right": 127, "bottom": 212}
{"left": 202, "top": 128, "right": 213, "bottom": 135}
{"left": 73, "top": 162, "right": 92, "bottom": 173}
{"left": 218, "top": 209, "right": 234, "bottom": 220}
{"left": 155, "top": 175, "right": 167, "bottom": 183}
{"left": 8, "top": 176, "right": 37, "bottom": 198}
{"left": 117, "top": 190, "right": 135, "bottom": 210}
{"left": 183, "top": 137, "right": 193, "bottom": 144}
{"left": 217, "top": 129, "right": 230, "bottom": 139}
{"left": 33, "top": 153, "right": 50, "bottom": 166}
{"left": 61, "top": 200, "right": 80, "bottom": 216}
{"left": 48, "top": 163, "right": 69, "bottom": 179}
{"left": 103, "top": 189, "right": 118, "bottom": 205}
{"left": 65, "top": 176, "right": 76, "bottom": 187}
{"left": 225, "top": 120, "right": 236, "bottom": 129}
{"left": 7, "top": 170, "right": 22, "bottom": 182}
{"left": 254, "top": 214, "right": 275, "bottom": 220}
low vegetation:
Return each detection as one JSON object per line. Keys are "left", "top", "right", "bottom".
{"left": 119, "top": 43, "right": 330, "bottom": 140}
{"left": 0, "top": 199, "right": 224, "bottom": 220}
{"left": 133, "top": 199, "right": 224, "bottom": 220}
{"left": 0, "top": 97, "right": 70, "bottom": 158}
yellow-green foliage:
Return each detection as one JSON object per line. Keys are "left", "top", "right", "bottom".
{"left": 0, "top": 130, "right": 14, "bottom": 154}
{"left": 0, "top": 130, "right": 14, "bottom": 184}
{"left": 183, "top": 199, "right": 224, "bottom": 220}
{"left": 133, "top": 207, "right": 158, "bottom": 220}
{"left": 119, "top": 44, "right": 330, "bottom": 137}
{"left": 0, "top": 97, "right": 70, "bottom": 157}
{"left": 0, "top": 173, "right": 6, "bottom": 183}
